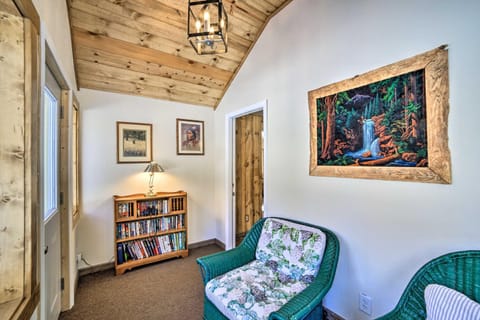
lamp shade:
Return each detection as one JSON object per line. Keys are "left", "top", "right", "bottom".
{"left": 144, "top": 161, "right": 164, "bottom": 174}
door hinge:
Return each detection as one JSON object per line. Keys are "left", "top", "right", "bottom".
{"left": 61, "top": 277, "right": 64, "bottom": 291}
{"left": 60, "top": 191, "right": 64, "bottom": 205}
{"left": 60, "top": 105, "right": 64, "bottom": 119}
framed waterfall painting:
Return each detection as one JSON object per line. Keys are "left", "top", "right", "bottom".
{"left": 308, "top": 46, "right": 451, "bottom": 184}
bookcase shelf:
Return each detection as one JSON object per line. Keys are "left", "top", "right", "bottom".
{"left": 113, "top": 191, "right": 188, "bottom": 275}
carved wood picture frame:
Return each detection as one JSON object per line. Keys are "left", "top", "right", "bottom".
{"left": 308, "top": 46, "right": 451, "bottom": 184}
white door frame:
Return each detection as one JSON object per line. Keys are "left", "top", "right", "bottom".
{"left": 41, "top": 42, "right": 73, "bottom": 319}
{"left": 41, "top": 65, "right": 62, "bottom": 320}
{"left": 224, "top": 99, "right": 268, "bottom": 250}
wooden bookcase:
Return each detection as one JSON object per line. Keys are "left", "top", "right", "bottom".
{"left": 113, "top": 191, "right": 188, "bottom": 275}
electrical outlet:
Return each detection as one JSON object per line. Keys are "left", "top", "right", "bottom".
{"left": 359, "top": 292, "right": 372, "bottom": 315}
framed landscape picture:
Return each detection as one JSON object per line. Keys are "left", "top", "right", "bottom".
{"left": 117, "top": 121, "right": 152, "bottom": 163}
{"left": 308, "top": 46, "right": 451, "bottom": 184}
{"left": 176, "top": 119, "right": 204, "bottom": 155}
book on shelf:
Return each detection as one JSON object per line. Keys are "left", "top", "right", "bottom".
{"left": 116, "top": 231, "right": 187, "bottom": 265}
{"left": 117, "top": 243, "right": 124, "bottom": 264}
{"left": 117, "top": 202, "right": 134, "bottom": 218}
{"left": 116, "top": 215, "right": 186, "bottom": 240}
{"left": 136, "top": 199, "right": 169, "bottom": 217}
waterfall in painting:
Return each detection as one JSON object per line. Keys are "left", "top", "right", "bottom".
{"left": 346, "top": 119, "right": 381, "bottom": 159}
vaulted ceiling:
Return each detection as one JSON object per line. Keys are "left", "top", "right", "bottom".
{"left": 67, "top": 0, "right": 293, "bottom": 108}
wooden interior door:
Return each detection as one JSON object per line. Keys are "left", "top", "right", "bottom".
{"left": 235, "top": 112, "right": 264, "bottom": 245}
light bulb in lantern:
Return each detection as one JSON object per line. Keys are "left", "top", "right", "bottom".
{"left": 203, "top": 10, "right": 210, "bottom": 32}
{"left": 195, "top": 19, "right": 201, "bottom": 32}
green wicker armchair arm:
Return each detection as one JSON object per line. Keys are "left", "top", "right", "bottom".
{"left": 197, "top": 246, "right": 256, "bottom": 285}
{"left": 197, "top": 218, "right": 267, "bottom": 284}
{"left": 269, "top": 278, "right": 331, "bottom": 320}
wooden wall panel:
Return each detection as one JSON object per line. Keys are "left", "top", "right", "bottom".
{"left": 0, "top": 0, "right": 20, "bottom": 15}
{"left": 23, "top": 16, "right": 40, "bottom": 303}
{"left": 0, "top": 11, "right": 25, "bottom": 305}
{"left": 0, "top": 9, "right": 40, "bottom": 319}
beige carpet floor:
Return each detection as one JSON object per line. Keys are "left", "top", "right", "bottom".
{"left": 59, "top": 244, "right": 222, "bottom": 320}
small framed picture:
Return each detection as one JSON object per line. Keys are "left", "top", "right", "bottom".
{"left": 177, "top": 119, "right": 204, "bottom": 155}
{"left": 117, "top": 121, "right": 152, "bottom": 163}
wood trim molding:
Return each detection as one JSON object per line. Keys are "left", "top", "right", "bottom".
{"left": 13, "top": 0, "right": 39, "bottom": 31}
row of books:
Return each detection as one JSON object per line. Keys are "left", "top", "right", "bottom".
{"left": 137, "top": 199, "right": 169, "bottom": 216}
{"left": 116, "top": 215, "right": 185, "bottom": 240}
{"left": 171, "top": 197, "right": 185, "bottom": 211}
{"left": 116, "top": 232, "right": 186, "bottom": 264}
{"left": 117, "top": 202, "right": 135, "bottom": 218}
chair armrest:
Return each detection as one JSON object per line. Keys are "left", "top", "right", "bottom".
{"left": 197, "top": 218, "right": 266, "bottom": 285}
{"left": 197, "top": 246, "right": 256, "bottom": 285}
{"left": 269, "top": 275, "right": 331, "bottom": 320}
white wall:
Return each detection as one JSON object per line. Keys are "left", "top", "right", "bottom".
{"left": 33, "top": 0, "right": 76, "bottom": 90}
{"left": 214, "top": 0, "right": 480, "bottom": 318}
{"left": 77, "top": 89, "right": 216, "bottom": 268}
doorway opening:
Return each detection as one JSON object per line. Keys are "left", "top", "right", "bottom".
{"left": 225, "top": 100, "right": 267, "bottom": 250}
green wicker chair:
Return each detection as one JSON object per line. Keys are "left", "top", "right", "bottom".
{"left": 196, "top": 217, "right": 340, "bottom": 320}
{"left": 376, "top": 250, "right": 480, "bottom": 319}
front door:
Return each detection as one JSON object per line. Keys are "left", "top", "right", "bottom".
{"left": 42, "top": 66, "right": 62, "bottom": 320}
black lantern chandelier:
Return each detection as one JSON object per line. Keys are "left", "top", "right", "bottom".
{"left": 187, "top": 0, "right": 228, "bottom": 55}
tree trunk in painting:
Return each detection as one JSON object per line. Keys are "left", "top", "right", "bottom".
{"left": 404, "top": 82, "right": 409, "bottom": 132}
{"left": 402, "top": 75, "right": 420, "bottom": 141}
{"left": 320, "top": 94, "right": 337, "bottom": 160}
{"left": 410, "top": 74, "right": 419, "bottom": 139}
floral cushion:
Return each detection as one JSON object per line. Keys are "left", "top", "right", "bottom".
{"left": 255, "top": 218, "right": 326, "bottom": 282}
{"left": 205, "top": 260, "right": 309, "bottom": 320}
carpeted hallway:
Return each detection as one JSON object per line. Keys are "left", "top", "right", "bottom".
{"left": 60, "top": 244, "right": 222, "bottom": 320}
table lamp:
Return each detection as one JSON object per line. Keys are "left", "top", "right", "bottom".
{"left": 144, "top": 161, "right": 164, "bottom": 197}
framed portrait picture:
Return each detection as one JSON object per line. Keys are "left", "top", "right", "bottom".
{"left": 117, "top": 121, "right": 152, "bottom": 163}
{"left": 177, "top": 119, "right": 204, "bottom": 155}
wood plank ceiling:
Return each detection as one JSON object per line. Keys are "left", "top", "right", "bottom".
{"left": 67, "top": 0, "right": 293, "bottom": 108}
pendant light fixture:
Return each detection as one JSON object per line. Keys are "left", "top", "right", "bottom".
{"left": 187, "top": 0, "right": 228, "bottom": 55}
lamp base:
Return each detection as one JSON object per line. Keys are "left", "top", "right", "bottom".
{"left": 146, "top": 191, "right": 156, "bottom": 197}
{"left": 146, "top": 176, "right": 156, "bottom": 197}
